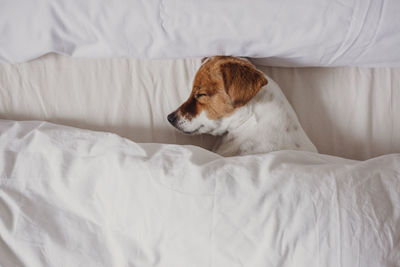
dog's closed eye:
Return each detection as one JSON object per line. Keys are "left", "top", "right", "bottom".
{"left": 195, "top": 93, "right": 207, "bottom": 99}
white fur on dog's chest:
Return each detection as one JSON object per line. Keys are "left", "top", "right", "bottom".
{"left": 214, "top": 77, "right": 317, "bottom": 157}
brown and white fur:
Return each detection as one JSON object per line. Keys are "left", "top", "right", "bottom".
{"left": 167, "top": 56, "right": 317, "bottom": 157}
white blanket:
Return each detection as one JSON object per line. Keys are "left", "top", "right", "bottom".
{"left": 1, "top": 0, "right": 400, "bottom": 66}
{"left": 1, "top": 120, "right": 399, "bottom": 267}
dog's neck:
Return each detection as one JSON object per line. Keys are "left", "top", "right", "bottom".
{"left": 213, "top": 86, "right": 270, "bottom": 156}
{"left": 214, "top": 78, "right": 316, "bottom": 156}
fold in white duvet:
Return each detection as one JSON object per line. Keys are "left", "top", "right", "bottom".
{"left": 1, "top": 0, "right": 400, "bottom": 66}
{"left": 0, "top": 120, "right": 399, "bottom": 267}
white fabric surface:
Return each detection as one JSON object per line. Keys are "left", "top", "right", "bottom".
{"left": 0, "top": 120, "right": 399, "bottom": 267}
{"left": 1, "top": 0, "right": 400, "bottom": 66}
{"left": 0, "top": 54, "right": 399, "bottom": 160}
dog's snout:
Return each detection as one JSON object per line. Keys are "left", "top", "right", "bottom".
{"left": 167, "top": 112, "right": 178, "bottom": 125}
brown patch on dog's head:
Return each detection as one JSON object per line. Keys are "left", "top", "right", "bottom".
{"left": 168, "top": 56, "right": 268, "bottom": 130}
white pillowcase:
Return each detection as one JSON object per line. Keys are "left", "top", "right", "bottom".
{"left": 0, "top": 0, "right": 399, "bottom": 66}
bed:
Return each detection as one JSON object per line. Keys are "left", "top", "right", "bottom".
{"left": 1, "top": 1, "right": 400, "bottom": 266}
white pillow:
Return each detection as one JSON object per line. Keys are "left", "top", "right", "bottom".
{"left": 0, "top": 0, "right": 399, "bottom": 66}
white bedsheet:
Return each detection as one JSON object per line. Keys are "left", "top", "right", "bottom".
{"left": 1, "top": 0, "right": 400, "bottom": 66}
{"left": 0, "top": 54, "right": 399, "bottom": 160}
{"left": 1, "top": 120, "right": 399, "bottom": 267}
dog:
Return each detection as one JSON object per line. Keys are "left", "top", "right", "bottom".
{"left": 167, "top": 56, "right": 317, "bottom": 156}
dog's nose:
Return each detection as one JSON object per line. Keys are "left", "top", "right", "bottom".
{"left": 167, "top": 112, "right": 178, "bottom": 125}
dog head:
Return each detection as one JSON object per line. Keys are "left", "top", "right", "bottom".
{"left": 167, "top": 56, "right": 268, "bottom": 135}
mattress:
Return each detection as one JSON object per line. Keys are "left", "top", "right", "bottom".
{"left": 0, "top": 53, "right": 399, "bottom": 160}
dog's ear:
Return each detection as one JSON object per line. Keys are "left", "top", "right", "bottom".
{"left": 220, "top": 61, "right": 268, "bottom": 107}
